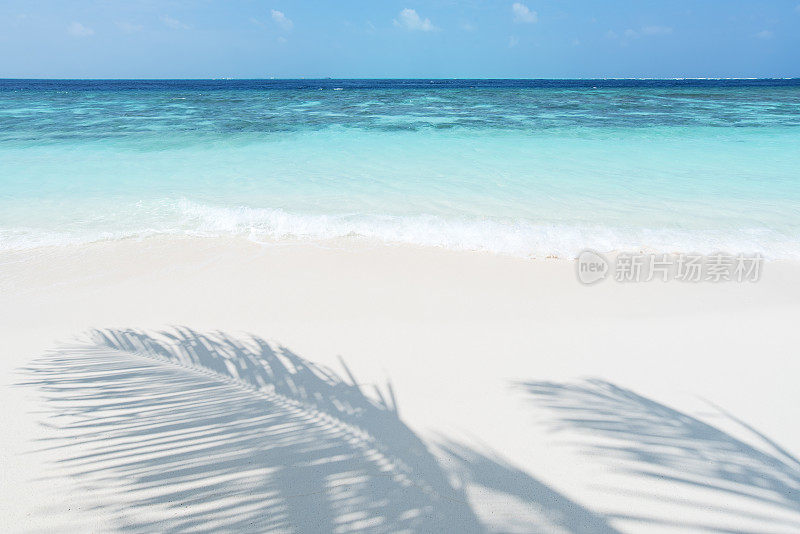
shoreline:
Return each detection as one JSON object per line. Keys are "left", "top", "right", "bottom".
{"left": 3, "top": 231, "right": 799, "bottom": 262}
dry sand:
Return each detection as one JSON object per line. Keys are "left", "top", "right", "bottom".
{"left": 2, "top": 236, "right": 800, "bottom": 533}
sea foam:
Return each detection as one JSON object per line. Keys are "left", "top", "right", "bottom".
{"left": 175, "top": 201, "right": 800, "bottom": 259}
{"left": 3, "top": 200, "right": 796, "bottom": 260}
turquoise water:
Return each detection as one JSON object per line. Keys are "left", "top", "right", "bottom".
{"left": 2, "top": 79, "right": 799, "bottom": 258}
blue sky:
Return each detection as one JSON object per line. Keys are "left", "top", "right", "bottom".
{"left": 1, "top": 1, "right": 799, "bottom": 78}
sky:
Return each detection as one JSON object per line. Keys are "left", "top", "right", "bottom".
{"left": 1, "top": 0, "right": 799, "bottom": 78}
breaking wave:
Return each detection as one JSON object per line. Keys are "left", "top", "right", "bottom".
{"left": 2, "top": 199, "right": 798, "bottom": 260}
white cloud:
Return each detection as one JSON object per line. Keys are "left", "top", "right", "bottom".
{"left": 271, "top": 10, "right": 293, "bottom": 31}
{"left": 161, "top": 15, "right": 189, "bottom": 30}
{"left": 605, "top": 30, "right": 618, "bottom": 40}
{"left": 754, "top": 29, "right": 774, "bottom": 39}
{"left": 67, "top": 21, "right": 94, "bottom": 37}
{"left": 508, "top": 35, "right": 519, "bottom": 48}
{"left": 512, "top": 3, "right": 537, "bottom": 24}
{"left": 394, "top": 8, "right": 437, "bottom": 31}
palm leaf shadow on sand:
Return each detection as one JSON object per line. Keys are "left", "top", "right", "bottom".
{"left": 26, "top": 328, "right": 477, "bottom": 532}
{"left": 521, "top": 379, "right": 800, "bottom": 533}
{"left": 436, "top": 440, "right": 620, "bottom": 534}
{"left": 23, "top": 327, "right": 615, "bottom": 533}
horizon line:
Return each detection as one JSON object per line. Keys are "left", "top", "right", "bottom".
{"left": 2, "top": 77, "right": 800, "bottom": 81}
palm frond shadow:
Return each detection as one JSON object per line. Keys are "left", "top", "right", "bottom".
{"left": 24, "top": 328, "right": 628, "bottom": 534}
{"left": 24, "top": 327, "right": 482, "bottom": 533}
{"left": 521, "top": 379, "right": 800, "bottom": 532}
{"left": 436, "top": 440, "right": 620, "bottom": 534}
{"left": 23, "top": 327, "right": 618, "bottom": 533}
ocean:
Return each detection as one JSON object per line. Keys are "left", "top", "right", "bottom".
{"left": 1, "top": 79, "right": 799, "bottom": 258}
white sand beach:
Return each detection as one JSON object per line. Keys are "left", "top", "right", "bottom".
{"left": 2, "top": 237, "right": 800, "bottom": 533}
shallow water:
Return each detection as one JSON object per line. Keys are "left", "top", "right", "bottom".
{"left": 2, "top": 79, "right": 799, "bottom": 257}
